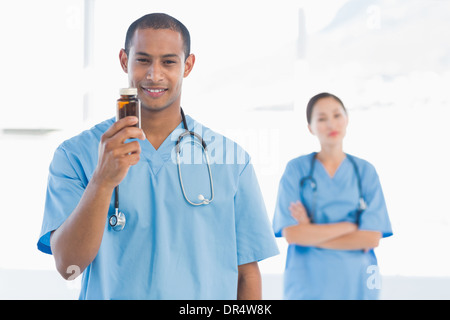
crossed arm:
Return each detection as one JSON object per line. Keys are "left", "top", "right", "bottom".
{"left": 282, "top": 201, "right": 381, "bottom": 251}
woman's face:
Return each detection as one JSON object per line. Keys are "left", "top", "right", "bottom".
{"left": 308, "top": 97, "right": 348, "bottom": 147}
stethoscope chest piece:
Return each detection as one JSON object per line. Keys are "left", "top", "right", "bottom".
{"left": 109, "top": 208, "right": 126, "bottom": 231}
{"left": 176, "top": 108, "right": 214, "bottom": 206}
{"left": 109, "top": 108, "right": 213, "bottom": 232}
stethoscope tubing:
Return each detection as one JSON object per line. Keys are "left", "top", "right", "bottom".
{"left": 110, "top": 108, "right": 214, "bottom": 231}
{"left": 176, "top": 137, "right": 214, "bottom": 206}
{"left": 300, "top": 152, "right": 367, "bottom": 225}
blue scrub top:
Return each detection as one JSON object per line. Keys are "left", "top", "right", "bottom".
{"left": 272, "top": 153, "right": 393, "bottom": 300}
{"left": 37, "top": 114, "right": 279, "bottom": 300}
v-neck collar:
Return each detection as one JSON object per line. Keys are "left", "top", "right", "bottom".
{"left": 139, "top": 114, "right": 194, "bottom": 176}
{"left": 315, "top": 155, "right": 348, "bottom": 180}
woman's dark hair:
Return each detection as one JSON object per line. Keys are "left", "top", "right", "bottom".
{"left": 124, "top": 13, "right": 191, "bottom": 60}
{"left": 306, "top": 92, "right": 346, "bottom": 124}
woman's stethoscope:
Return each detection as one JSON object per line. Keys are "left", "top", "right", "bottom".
{"left": 300, "top": 152, "right": 367, "bottom": 225}
{"left": 109, "top": 108, "right": 214, "bottom": 231}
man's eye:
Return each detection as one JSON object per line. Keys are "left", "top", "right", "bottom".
{"left": 137, "top": 58, "right": 149, "bottom": 63}
{"left": 164, "top": 60, "right": 176, "bottom": 65}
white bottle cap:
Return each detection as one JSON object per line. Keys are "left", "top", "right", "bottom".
{"left": 120, "top": 87, "right": 138, "bottom": 95}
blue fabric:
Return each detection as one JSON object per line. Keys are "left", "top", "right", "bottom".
{"left": 37, "top": 115, "right": 279, "bottom": 299}
{"left": 273, "top": 152, "right": 392, "bottom": 300}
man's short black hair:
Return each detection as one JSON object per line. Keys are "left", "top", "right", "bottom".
{"left": 124, "top": 13, "right": 191, "bottom": 60}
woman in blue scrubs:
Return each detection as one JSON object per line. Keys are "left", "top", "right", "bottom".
{"left": 272, "top": 92, "right": 392, "bottom": 300}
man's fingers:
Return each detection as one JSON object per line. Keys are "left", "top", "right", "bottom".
{"left": 102, "top": 116, "right": 140, "bottom": 141}
{"left": 114, "top": 126, "right": 146, "bottom": 144}
{"left": 117, "top": 152, "right": 141, "bottom": 167}
{"left": 113, "top": 141, "right": 141, "bottom": 158}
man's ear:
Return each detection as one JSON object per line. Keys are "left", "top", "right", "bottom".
{"left": 183, "top": 54, "right": 195, "bottom": 78}
{"left": 119, "top": 49, "right": 128, "bottom": 73}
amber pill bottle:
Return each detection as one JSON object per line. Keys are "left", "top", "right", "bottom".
{"left": 117, "top": 88, "right": 141, "bottom": 128}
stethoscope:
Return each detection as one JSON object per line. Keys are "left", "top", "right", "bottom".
{"left": 299, "top": 152, "right": 367, "bottom": 225}
{"left": 109, "top": 108, "right": 214, "bottom": 231}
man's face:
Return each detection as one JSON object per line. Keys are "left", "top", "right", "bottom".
{"left": 120, "top": 28, "right": 194, "bottom": 113}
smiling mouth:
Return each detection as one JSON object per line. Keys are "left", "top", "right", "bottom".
{"left": 142, "top": 87, "right": 168, "bottom": 98}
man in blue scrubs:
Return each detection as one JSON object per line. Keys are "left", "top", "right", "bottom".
{"left": 37, "top": 13, "right": 278, "bottom": 299}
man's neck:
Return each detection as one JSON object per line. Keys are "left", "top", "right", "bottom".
{"left": 140, "top": 104, "right": 182, "bottom": 150}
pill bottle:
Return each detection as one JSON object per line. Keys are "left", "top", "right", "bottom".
{"left": 117, "top": 88, "right": 141, "bottom": 128}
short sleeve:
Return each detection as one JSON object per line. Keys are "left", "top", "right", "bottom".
{"left": 234, "top": 160, "right": 279, "bottom": 265}
{"left": 37, "top": 146, "right": 87, "bottom": 254}
{"left": 272, "top": 160, "right": 302, "bottom": 237}
{"left": 358, "top": 164, "right": 393, "bottom": 238}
